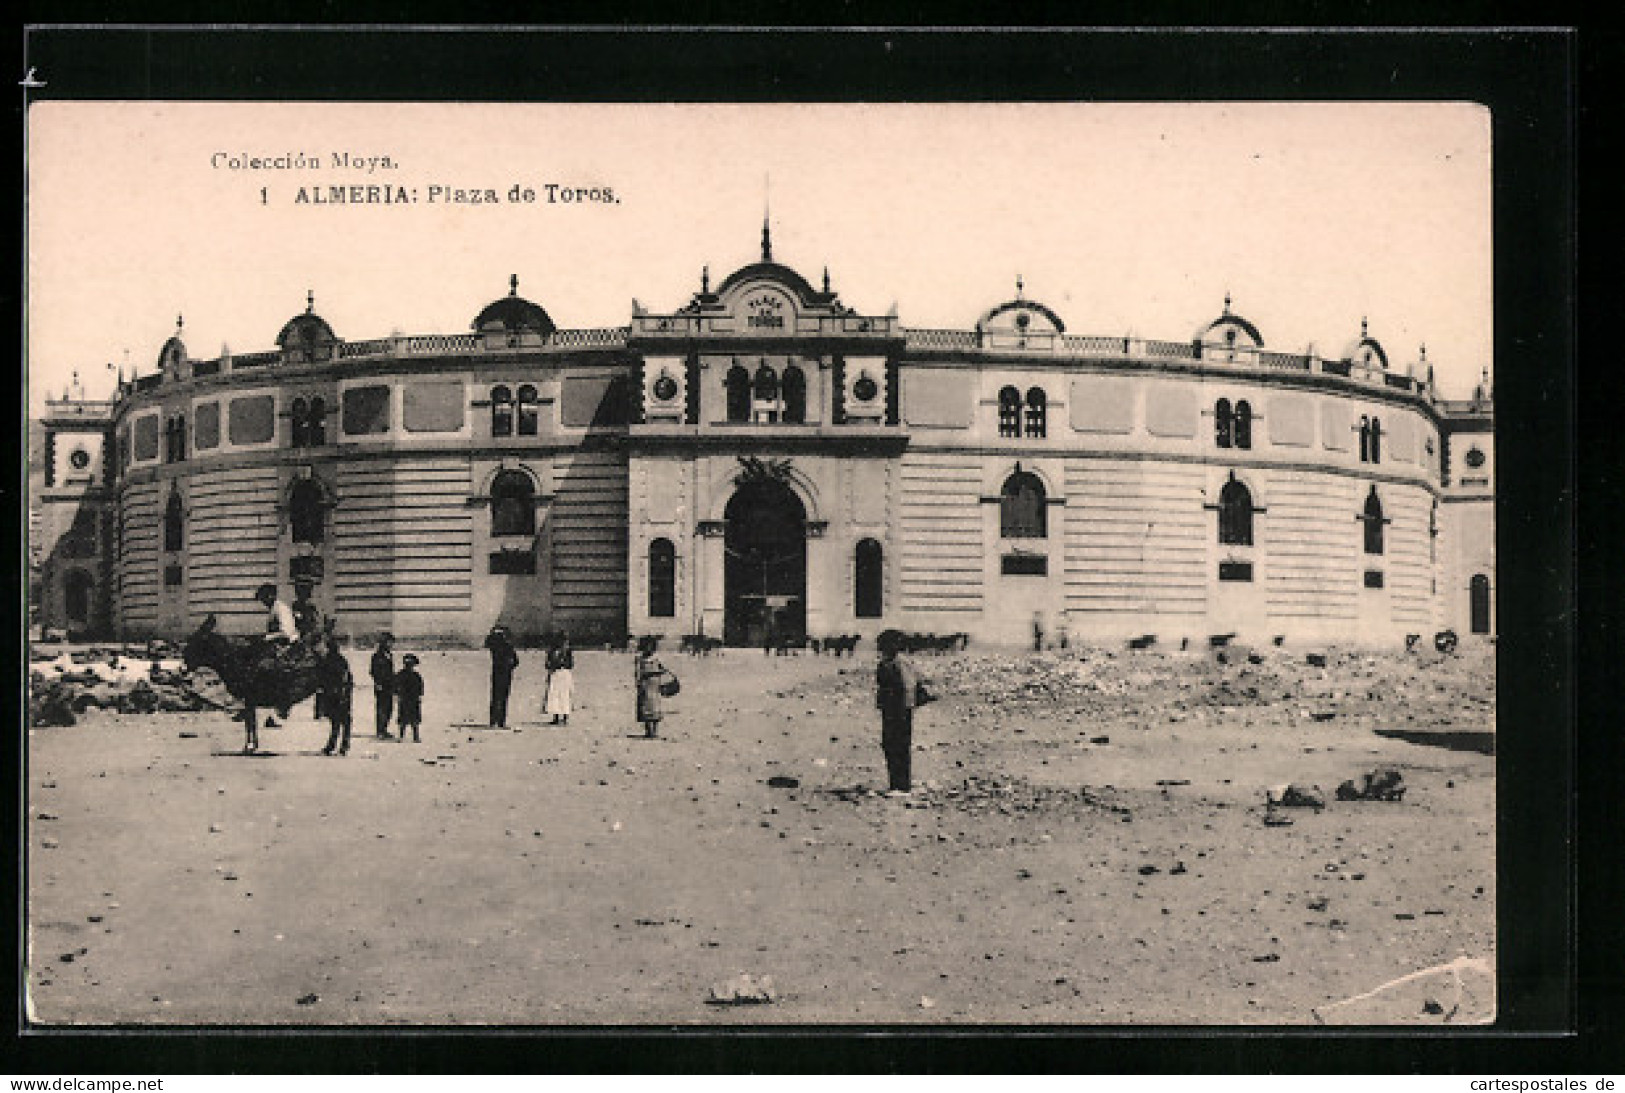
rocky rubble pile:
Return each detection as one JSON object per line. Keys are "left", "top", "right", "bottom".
{"left": 28, "top": 645, "right": 237, "bottom": 725}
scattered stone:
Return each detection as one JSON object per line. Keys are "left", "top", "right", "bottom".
{"left": 767, "top": 776, "right": 800, "bottom": 789}
{"left": 1336, "top": 769, "right": 1407, "bottom": 802}
{"left": 1267, "top": 784, "right": 1326, "bottom": 811}
{"left": 296, "top": 993, "right": 320, "bottom": 1005}
{"left": 706, "top": 973, "right": 777, "bottom": 1005}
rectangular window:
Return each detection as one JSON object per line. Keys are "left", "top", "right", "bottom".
{"left": 1363, "top": 569, "right": 1385, "bottom": 589}
{"left": 1218, "top": 561, "right": 1254, "bottom": 582}
{"left": 1001, "top": 554, "right": 1049, "bottom": 576}
{"left": 290, "top": 555, "right": 324, "bottom": 584}
{"left": 163, "top": 564, "right": 184, "bottom": 587}
{"left": 228, "top": 395, "right": 277, "bottom": 445}
{"left": 489, "top": 549, "right": 537, "bottom": 575}
{"left": 194, "top": 402, "right": 221, "bottom": 450}
{"left": 342, "top": 385, "right": 392, "bottom": 436}
{"left": 132, "top": 415, "right": 160, "bottom": 462}
{"left": 403, "top": 381, "right": 466, "bottom": 433}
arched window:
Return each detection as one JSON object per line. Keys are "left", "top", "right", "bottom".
{"left": 1359, "top": 416, "right": 1372, "bottom": 463}
{"left": 1362, "top": 486, "right": 1385, "bottom": 555}
{"left": 725, "top": 366, "right": 751, "bottom": 422}
{"left": 753, "top": 363, "right": 779, "bottom": 403}
{"left": 308, "top": 397, "right": 327, "bottom": 446}
{"left": 171, "top": 414, "right": 186, "bottom": 461}
{"left": 1000, "top": 470, "right": 1047, "bottom": 539}
{"left": 290, "top": 398, "right": 309, "bottom": 447}
{"left": 290, "top": 478, "right": 326, "bottom": 545}
{"left": 163, "top": 489, "right": 184, "bottom": 553}
{"left": 648, "top": 537, "right": 676, "bottom": 618}
{"left": 491, "top": 385, "right": 514, "bottom": 437}
{"left": 998, "top": 386, "right": 1022, "bottom": 438}
{"left": 516, "top": 384, "right": 539, "bottom": 437}
{"left": 1218, "top": 477, "right": 1254, "bottom": 546}
{"left": 1215, "top": 398, "right": 1234, "bottom": 449}
{"left": 1369, "top": 417, "right": 1382, "bottom": 463}
{"left": 1024, "top": 387, "right": 1047, "bottom": 438}
{"left": 1470, "top": 574, "right": 1491, "bottom": 634}
{"left": 855, "top": 538, "right": 884, "bottom": 618}
{"left": 1234, "top": 400, "right": 1252, "bottom": 450}
{"left": 782, "top": 366, "right": 807, "bottom": 424}
{"left": 490, "top": 469, "right": 535, "bottom": 537}
{"left": 64, "top": 569, "right": 93, "bottom": 624}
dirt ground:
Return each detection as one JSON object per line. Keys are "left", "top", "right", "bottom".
{"left": 25, "top": 640, "right": 1495, "bottom": 1026}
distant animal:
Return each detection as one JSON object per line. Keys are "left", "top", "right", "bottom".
{"left": 680, "top": 634, "right": 723, "bottom": 656}
{"left": 183, "top": 614, "right": 326, "bottom": 754}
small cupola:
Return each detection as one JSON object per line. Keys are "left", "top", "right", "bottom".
{"left": 276, "top": 290, "right": 338, "bottom": 362}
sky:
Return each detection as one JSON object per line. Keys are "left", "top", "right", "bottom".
{"left": 26, "top": 101, "right": 1491, "bottom": 413}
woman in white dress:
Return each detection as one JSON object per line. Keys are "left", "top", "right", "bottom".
{"left": 543, "top": 634, "right": 575, "bottom": 725}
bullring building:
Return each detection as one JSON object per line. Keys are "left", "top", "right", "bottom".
{"left": 31, "top": 227, "right": 1496, "bottom": 648}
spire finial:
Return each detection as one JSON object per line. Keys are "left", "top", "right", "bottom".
{"left": 823, "top": 266, "right": 830, "bottom": 293}
{"left": 1016, "top": 273, "right": 1024, "bottom": 300}
{"left": 702, "top": 265, "right": 710, "bottom": 294}
{"left": 176, "top": 313, "right": 184, "bottom": 333}
{"left": 1361, "top": 315, "right": 1369, "bottom": 338}
{"left": 307, "top": 289, "right": 315, "bottom": 314}
{"left": 1419, "top": 342, "right": 1427, "bottom": 362}
{"left": 1223, "top": 290, "right": 1232, "bottom": 314}
{"left": 761, "top": 173, "right": 774, "bottom": 263}
{"left": 510, "top": 274, "right": 519, "bottom": 296}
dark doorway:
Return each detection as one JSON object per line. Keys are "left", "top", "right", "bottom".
{"left": 724, "top": 479, "right": 807, "bottom": 647}
{"left": 1470, "top": 573, "right": 1491, "bottom": 634}
{"left": 64, "top": 569, "right": 94, "bottom": 627}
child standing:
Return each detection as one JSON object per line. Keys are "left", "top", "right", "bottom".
{"left": 318, "top": 638, "right": 354, "bottom": 757}
{"left": 395, "top": 653, "right": 425, "bottom": 743}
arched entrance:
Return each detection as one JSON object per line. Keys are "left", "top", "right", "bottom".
{"left": 724, "top": 479, "right": 807, "bottom": 647}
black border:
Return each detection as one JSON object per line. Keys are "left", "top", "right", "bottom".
{"left": 10, "top": 24, "right": 1593, "bottom": 1075}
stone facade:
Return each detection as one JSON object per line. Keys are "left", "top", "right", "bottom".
{"left": 32, "top": 242, "right": 1496, "bottom": 648}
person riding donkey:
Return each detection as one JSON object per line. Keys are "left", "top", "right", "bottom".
{"left": 253, "top": 583, "right": 323, "bottom": 724}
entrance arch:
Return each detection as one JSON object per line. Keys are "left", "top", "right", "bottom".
{"left": 724, "top": 479, "right": 807, "bottom": 647}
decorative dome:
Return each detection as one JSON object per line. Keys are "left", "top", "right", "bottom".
{"left": 472, "top": 275, "right": 556, "bottom": 336}
{"left": 276, "top": 291, "right": 337, "bottom": 351}
{"left": 1343, "top": 316, "right": 1389, "bottom": 370}
{"left": 1197, "top": 293, "right": 1262, "bottom": 347}
{"left": 976, "top": 276, "right": 1065, "bottom": 335}
{"left": 157, "top": 314, "right": 188, "bottom": 372}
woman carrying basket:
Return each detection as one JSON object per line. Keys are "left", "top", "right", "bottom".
{"left": 634, "top": 636, "right": 677, "bottom": 739}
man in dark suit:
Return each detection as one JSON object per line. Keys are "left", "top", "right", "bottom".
{"left": 484, "top": 625, "right": 520, "bottom": 728}
{"left": 370, "top": 632, "right": 396, "bottom": 740}
{"left": 874, "top": 629, "right": 931, "bottom": 796}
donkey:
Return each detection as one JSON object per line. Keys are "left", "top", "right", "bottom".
{"left": 183, "top": 615, "right": 325, "bottom": 753}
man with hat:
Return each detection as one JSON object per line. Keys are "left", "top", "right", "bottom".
{"left": 370, "top": 633, "right": 397, "bottom": 740}
{"left": 253, "top": 582, "right": 300, "bottom": 722}
{"left": 484, "top": 625, "right": 520, "bottom": 729}
{"left": 394, "top": 653, "right": 424, "bottom": 743}
{"left": 874, "top": 629, "right": 933, "bottom": 796}
{"left": 291, "top": 577, "right": 323, "bottom": 644}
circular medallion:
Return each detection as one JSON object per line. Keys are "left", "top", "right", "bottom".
{"left": 69, "top": 448, "right": 90, "bottom": 470}
{"left": 853, "top": 373, "right": 878, "bottom": 402}
{"left": 1464, "top": 447, "right": 1485, "bottom": 469}
{"left": 652, "top": 374, "right": 678, "bottom": 402}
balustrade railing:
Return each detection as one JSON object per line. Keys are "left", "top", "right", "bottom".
{"left": 550, "top": 326, "right": 629, "bottom": 349}
{"left": 1143, "top": 339, "right": 1199, "bottom": 360}
{"left": 903, "top": 328, "right": 979, "bottom": 350}
{"left": 1258, "top": 351, "right": 1313, "bottom": 371}
{"left": 405, "top": 333, "right": 482, "bottom": 354}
